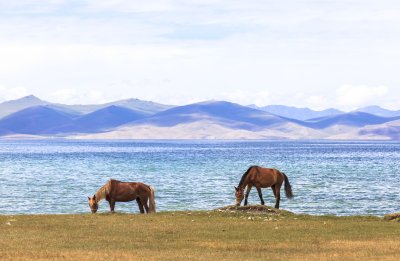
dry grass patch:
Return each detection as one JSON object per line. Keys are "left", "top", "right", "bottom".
{"left": 1, "top": 209, "right": 400, "bottom": 260}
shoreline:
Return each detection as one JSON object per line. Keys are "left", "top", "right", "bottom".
{"left": 1, "top": 205, "right": 398, "bottom": 219}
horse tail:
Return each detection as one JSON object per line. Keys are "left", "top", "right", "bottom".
{"left": 282, "top": 172, "right": 294, "bottom": 199}
{"left": 148, "top": 186, "right": 156, "bottom": 213}
{"left": 238, "top": 166, "right": 256, "bottom": 187}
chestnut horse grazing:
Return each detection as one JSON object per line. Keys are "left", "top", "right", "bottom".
{"left": 88, "top": 179, "right": 156, "bottom": 214}
{"left": 235, "top": 166, "right": 293, "bottom": 209}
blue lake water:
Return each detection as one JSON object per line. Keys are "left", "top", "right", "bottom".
{"left": 0, "top": 140, "right": 399, "bottom": 216}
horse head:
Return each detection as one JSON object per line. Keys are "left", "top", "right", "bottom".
{"left": 88, "top": 195, "right": 98, "bottom": 213}
{"left": 234, "top": 186, "right": 244, "bottom": 207}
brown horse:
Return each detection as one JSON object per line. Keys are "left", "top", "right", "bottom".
{"left": 88, "top": 179, "right": 156, "bottom": 214}
{"left": 235, "top": 166, "right": 293, "bottom": 209}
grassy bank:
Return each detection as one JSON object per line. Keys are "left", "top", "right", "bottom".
{"left": 1, "top": 206, "right": 399, "bottom": 261}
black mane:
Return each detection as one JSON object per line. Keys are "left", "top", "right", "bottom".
{"left": 238, "top": 166, "right": 257, "bottom": 187}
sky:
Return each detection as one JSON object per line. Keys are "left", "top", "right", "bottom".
{"left": 0, "top": 0, "right": 400, "bottom": 110}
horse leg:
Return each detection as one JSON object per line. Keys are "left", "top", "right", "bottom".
{"left": 244, "top": 185, "right": 252, "bottom": 206}
{"left": 140, "top": 197, "right": 149, "bottom": 213}
{"left": 109, "top": 199, "right": 116, "bottom": 212}
{"left": 271, "top": 185, "right": 276, "bottom": 197}
{"left": 274, "top": 185, "right": 281, "bottom": 209}
{"left": 271, "top": 185, "right": 276, "bottom": 206}
{"left": 256, "top": 187, "right": 265, "bottom": 205}
{"left": 136, "top": 197, "right": 145, "bottom": 214}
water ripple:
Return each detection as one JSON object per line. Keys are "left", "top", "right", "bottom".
{"left": 0, "top": 140, "right": 399, "bottom": 216}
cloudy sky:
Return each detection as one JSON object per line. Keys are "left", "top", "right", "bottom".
{"left": 0, "top": 0, "right": 400, "bottom": 110}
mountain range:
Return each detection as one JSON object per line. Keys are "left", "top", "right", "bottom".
{"left": 0, "top": 95, "right": 171, "bottom": 119}
{"left": 0, "top": 95, "right": 399, "bottom": 140}
{"left": 248, "top": 104, "right": 344, "bottom": 120}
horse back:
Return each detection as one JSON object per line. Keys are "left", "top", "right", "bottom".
{"left": 252, "top": 167, "right": 284, "bottom": 187}
{"left": 109, "top": 180, "right": 150, "bottom": 202}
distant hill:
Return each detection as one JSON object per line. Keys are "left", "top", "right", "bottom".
{"left": 55, "top": 98, "right": 173, "bottom": 115}
{"left": 327, "top": 119, "right": 400, "bottom": 140}
{"left": 80, "top": 101, "right": 325, "bottom": 139}
{"left": 306, "top": 112, "right": 400, "bottom": 129}
{"left": 1, "top": 96, "right": 400, "bottom": 140}
{"left": 249, "top": 104, "right": 343, "bottom": 121}
{"left": 108, "top": 98, "right": 173, "bottom": 114}
{"left": 129, "top": 101, "right": 295, "bottom": 131}
{"left": 0, "top": 95, "right": 49, "bottom": 119}
{"left": 0, "top": 95, "right": 173, "bottom": 119}
{"left": 74, "top": 119, "right": 324, "bottom": 140}
{"left": 54, "top": 105, "right": 149, "bottom": 133}
{"left": 357, "top": 119, "right": 400, "bottom": 140}
{"left": 0, "top": 106, "right": 74, "bottom": 135}
{"left": 356, "top": 106, "right": 400, "bottom": 118}
{"left": 0, "top": 127, "right": 13, "bottom": 136}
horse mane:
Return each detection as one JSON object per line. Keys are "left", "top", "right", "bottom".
{"left": 95, "top": 179, "right": 113, "bottom": 202}
{"left": 238, "top": 166, "right": 257, "bottom": 187}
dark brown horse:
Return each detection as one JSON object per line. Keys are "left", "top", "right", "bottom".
{"left": 88, "top": 179, "right": 156, "bottom": 214}
{"left": 235, "top": 166, "right": 293, "bottom": 209}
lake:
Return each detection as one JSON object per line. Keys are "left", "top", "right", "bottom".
{"left": 0, "top": 140, "right": 399, "bottom": 216}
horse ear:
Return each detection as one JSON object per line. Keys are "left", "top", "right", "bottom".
{"left": 93, "top": 195, "right": 96, "bottom": 199}
{"left": 234, "top": 186, "right": 237, "bottom": 190}
{"left": 88, "top": 196, "right": 90, "bottom": 200}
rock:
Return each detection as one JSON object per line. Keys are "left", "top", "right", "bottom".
{"left": 217, "top": 205, "right": 293, "bottom": 214}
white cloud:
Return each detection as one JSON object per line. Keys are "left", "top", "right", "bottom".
{"left": 1, "top": 1, "right": 400, "bottom": 109}
{"left": 217, "top": 90, "right": 270, "bottom": 106}
{"left": 0, "top": 0, "right": 67, "bottom": 14}
{"left": 304, "top": 95, "right": 330, "bottom": 110}
{"left": 336, "top": 85, "right": 389, "bottom": 110}
{"left": 0, "top": 86, "right": 29, "bottom": 102}
{"left": 49, "top": 89, "right": 78, "bottom": 104}
{"left": 49, "top": 88, "right": 115, "bottom": 105}
{"left": 83, "top": 0, "right": 176, "bottom": 13}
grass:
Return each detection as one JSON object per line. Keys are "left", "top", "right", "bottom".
{"left": 1, "top": 206, "right": 400, "bottom": 260}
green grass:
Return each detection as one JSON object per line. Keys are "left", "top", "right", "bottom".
{"left": 1, "top": 207, "right": 400, "bottom": 260}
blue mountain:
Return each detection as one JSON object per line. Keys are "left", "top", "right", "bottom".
{"left": 249, "top": 104, "right": 343, "bottom": 121}
{"left": 0, "top": 106, "right": 75, "bottom": 135}
{"left": 55, "top": 98, "right": 173, "bottom": 115}
{"left": 358, "top": 120, "right": 400, "bottom": 140}
{"left": 0, "top": 95, "right": 172, "bottom": 119}
{"left": 130, "top": 101, "right": 296, "bottom": 131}
{"left": 53, "top": 105, "right": 149, "bottom": 133}
{"left": 1, "top": 97, "right": 400, "bottom": 139}
{"left": 0, "top": 95, "right": 49, "bottom": 119}
{"left": 0, "top": 127, "right": 13, "bottom": 136}
{"left": 306, "top": 112, "right": 400, "bottom": 129}
{"left": 356, "top": 106, "right": 400, "bottom": 118}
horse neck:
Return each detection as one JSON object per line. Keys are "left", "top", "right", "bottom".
{"left": 238, "top": 167, "right": 254, "bottom": 188}
{"left": 238, "top": 181, "right": 247, "bottom": 189}
{"left": 95, "top": 182, "right": 110, "bottom": 203}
